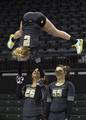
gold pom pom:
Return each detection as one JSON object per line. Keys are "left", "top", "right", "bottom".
{"left": 12, "top": 46, "right": 31, "bottom": 61}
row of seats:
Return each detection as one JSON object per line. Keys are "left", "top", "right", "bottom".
{"left": 0, "top": 114, "right": 22, "bottom": 120}
{"left": 0, "top": 94, "right": 86, "bottom": 120}
{"left": 0, "top": 0, "right": 86, "bottom": 54}
{"left": 0, "top": 94, "right": 23, "bottom": 120}
{"left": 0, "top": 106, "right": 22, "bottom": 114}
{"left": 0, "top": 56, "right": 86, "bottom": 73}
{"left": 0, "top": 100, "right": 23, "bottom": 106}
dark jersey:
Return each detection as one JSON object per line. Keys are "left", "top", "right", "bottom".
{"left": 48, "top": 81, "right": 75, "bottom": 113}
{"left": 19, "top": 12, "right": 46, "bottom": 48}
{"left": 16, "top": 83, "right": 47, "bottom": 117}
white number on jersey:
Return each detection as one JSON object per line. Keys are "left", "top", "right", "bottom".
{"left": 25, "top": 88, "right": 35, "bottom": 98}
{"left": 52, "top": 89, "right": 62, "bottom": 97}
{"left": 23, "top": 35, "right": 31, "bottom": 46}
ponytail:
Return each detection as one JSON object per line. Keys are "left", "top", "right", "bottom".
{"left": 64, "top": 65, "right": 70, "bottom": 81}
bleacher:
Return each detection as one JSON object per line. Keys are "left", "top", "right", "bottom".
{"left": 0, "top": 94, "right": 86, "bottom": 120}
{"left": 0, "top": 0, "right": 86, "bottom": 55}
{"left": 0, "top": 94, "right": 23, "bottom": 120}
{"left": 0, "top": 0, "right": 86, "bottom": 120}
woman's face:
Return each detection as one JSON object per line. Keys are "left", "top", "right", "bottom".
{"left": 32, "top": 68, "right": 41, "bottom": 80}
{"left": 55, "top": 66, "right": 65, "bottom": 80}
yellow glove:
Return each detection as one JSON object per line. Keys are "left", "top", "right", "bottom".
{"left": 7, "top": 34, "right": 15, "bottom": 49}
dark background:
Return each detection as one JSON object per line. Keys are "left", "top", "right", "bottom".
{"left": 0, "top": 0, "right": 86, "bottom": 94}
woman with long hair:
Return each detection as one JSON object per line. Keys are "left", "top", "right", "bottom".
{"left": 48, "top": 64, "right": 75, "bottom": 120}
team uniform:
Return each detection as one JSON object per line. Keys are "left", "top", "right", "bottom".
{"left": 7, "top": 11, "right": 84, "bottom": 56}
{"left": 48, "top": 81, "right": 75, "bottom": 120}
{"left": 21, "top": 12, "right": 46, "bottom": 46}
{"left": 16, "top": 79, "right": 48, "bottom": 120}
{"left": 19, "top": 12, "right": 46, "bottom": 57}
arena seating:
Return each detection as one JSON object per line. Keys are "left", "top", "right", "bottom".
{"left": 0, "top": 94, "right": 23, "bottom": 120}
{"left": 0, "top": 0, "right": 86, "bottom": 54}
{"left": 71, "top": 94, "right": 86, "bottom": 120}
{"left": 0, "top": 94, "right": 86, "bottom": 120}
{"left": 0, "top": 0, "right": 86, "bottom": 120}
